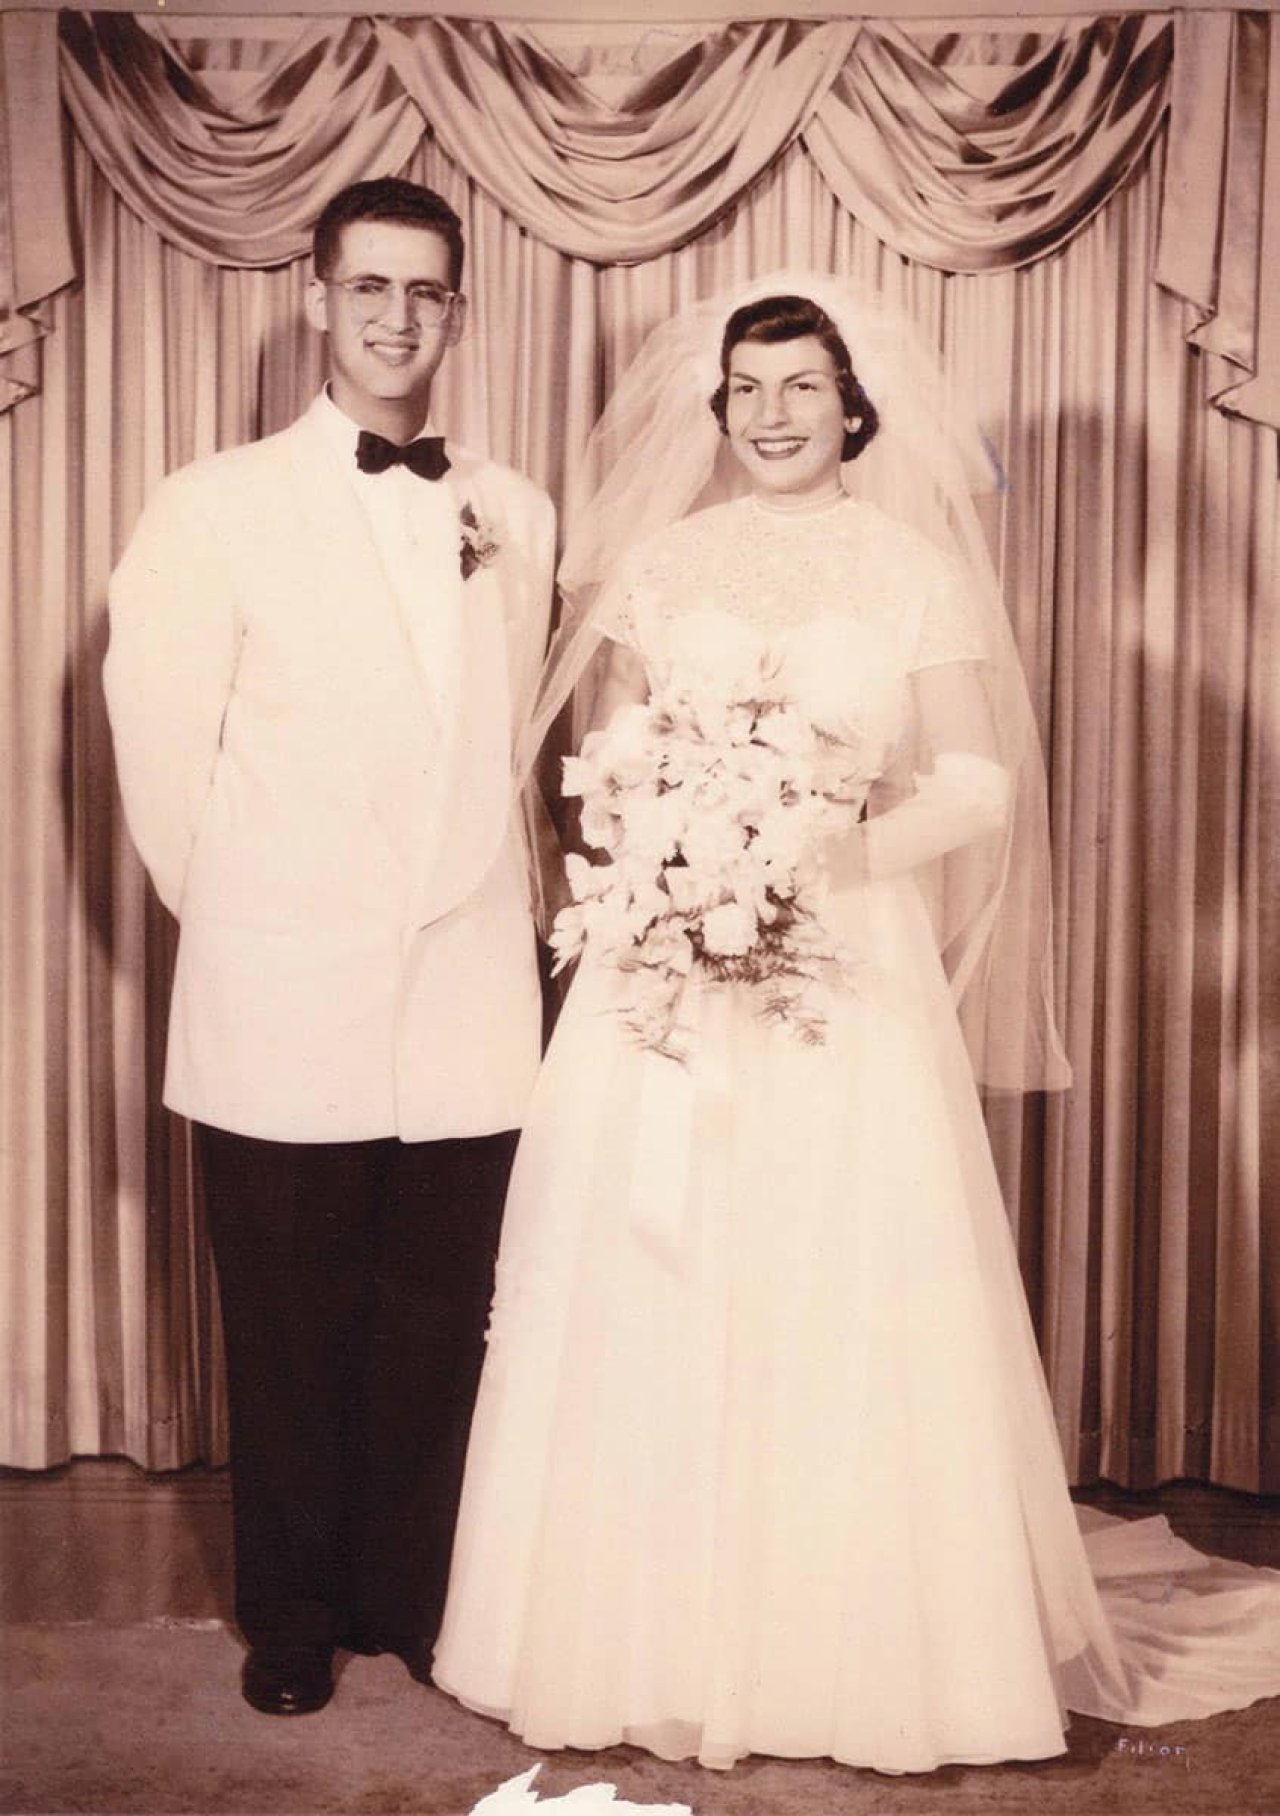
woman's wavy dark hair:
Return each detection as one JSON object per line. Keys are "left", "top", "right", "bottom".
{"left": 709, "top": 294, "right": 879, "bottom": 464}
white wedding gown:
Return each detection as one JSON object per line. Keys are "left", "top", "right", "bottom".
{"left": 434, "top": 497, "right": 1280, "bottom": 1774}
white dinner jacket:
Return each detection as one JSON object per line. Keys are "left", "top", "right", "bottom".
{"left": 104, "top": 396, "right": 556, "bottom": 1142}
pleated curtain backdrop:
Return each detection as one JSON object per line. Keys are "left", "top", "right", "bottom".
{"left": 1, "top": 9, "right": 1276, "bottom": 1490}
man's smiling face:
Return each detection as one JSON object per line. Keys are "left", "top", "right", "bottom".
{"left": 305, "top": 219, "right": 465, "bottom": 437}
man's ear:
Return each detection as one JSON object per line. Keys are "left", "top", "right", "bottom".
{"left": 446, "top": 294, "right": 468, "bottom": 347}
{"left": 303, "top": 275, "right": 329, "bottom": 336}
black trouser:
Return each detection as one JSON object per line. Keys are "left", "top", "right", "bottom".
{"left": 197, "top": 1124, "right": 517, "bottom": 1653}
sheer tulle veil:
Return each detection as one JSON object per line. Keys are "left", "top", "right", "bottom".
{"left": 522, "top": 272, "right": 1071, "bottom": 1091}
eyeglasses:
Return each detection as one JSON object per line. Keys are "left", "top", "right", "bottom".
{"left": 329, "top": 277, "right": 462, "bottom": 328}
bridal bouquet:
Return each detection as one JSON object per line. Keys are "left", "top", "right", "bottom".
{"left": 550, "top": 676, "right": 867, "bottom": 1059}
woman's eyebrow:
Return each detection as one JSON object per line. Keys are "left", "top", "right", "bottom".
{"left": 730, "top": 367, "right": 829, "bottom": 382}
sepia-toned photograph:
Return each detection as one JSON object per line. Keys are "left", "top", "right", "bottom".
{"left": 2, "top": 1, "right": 1278, "bottom": 1811}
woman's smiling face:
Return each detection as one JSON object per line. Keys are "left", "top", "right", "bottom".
{"left": 724, "top": 335, "right": 853, "bottom": 504}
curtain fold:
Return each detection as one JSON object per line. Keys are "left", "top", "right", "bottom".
{"left": 1155, "top": 8, "right": 1280, "bottom": 431}
{"left": 56, "top": 12, "right": 424, "bottom": 267}
{"left": 54, "top": 11, "right": 1176, "bottom": 275}
{"left": 0, "top": 12, "right": 75, "bottom": 411}
{"left": 373, "top": 17, "right": 857, "bottom": 263}
{"left": 804, "top": 15, "right": 1173, "bottom": 271}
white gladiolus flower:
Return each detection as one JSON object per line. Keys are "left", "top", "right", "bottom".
{"left": 618, "top": 790, "right": 685, "bottom": 866}
{"left": 680, "top": 811, "right": 749, "bottom": 875}
{"left": 581, "top": 798, "right": 624, "bottom": 853}
{"left": 699, "top": 900, "right": 757, "bottom": 958}
{"left": 663, "top": 866, "right": 722, "bottom": 916}
{"left": 627, "top": 881, "right": 672, "bottom": 931}
{"left": 589, "top": 891, "right": 649, "bottom": 949}
{"left": 565, "top": 853, "right": 614, "bottom": 901}
{"left": 548, "top": 903, "right": 589, "bottom": 968}
{"left": 561, "top": 752, "right": 601, "bottom": 799}
{"left": 468, "top": 1765, "right": 693, "bottom": 1814}
{"left": 592, "top": 702, "right": 657, "bottom": 789}
{"left": 637, "top": 917, "right": 696, "bottom": 975}
{"left": 753, "top": 803, "right": 821, "bottom": 874}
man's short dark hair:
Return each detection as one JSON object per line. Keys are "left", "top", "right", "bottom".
{"left": 312, "top": 178, "right": 465, "bottom": 290}
{"left": 709, "top": 293, "right": 879, "bottom": 464}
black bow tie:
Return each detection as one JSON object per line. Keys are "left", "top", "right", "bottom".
{"left": 354, "top": 429, "right": 451, "bottom": 481}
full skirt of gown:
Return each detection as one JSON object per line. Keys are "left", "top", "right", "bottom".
{"left": 434, "top": 867, "right": 1280, "bottom": 1774}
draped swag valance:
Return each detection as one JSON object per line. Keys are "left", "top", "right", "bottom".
{"left": 1, "top": 8, "right": 1277, "bottom": 429}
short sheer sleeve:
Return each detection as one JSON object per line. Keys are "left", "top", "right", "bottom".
{"left": 591, "top": 537, "right": 674, "bottom": 649}
{"left": 593, "top": 572, "right": 639, "bottom": 647}
{"left": 909, "top": 548, "right": 991, "bottom": 672}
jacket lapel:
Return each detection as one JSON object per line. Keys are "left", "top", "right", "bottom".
{"left": 413, "top": 458, "right": 514, "bottom": 927}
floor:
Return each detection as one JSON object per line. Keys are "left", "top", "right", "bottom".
{"left": 2, "top": 1463, "right": 1279, "bottom": 1816}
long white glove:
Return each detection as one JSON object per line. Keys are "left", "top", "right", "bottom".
{"left": 830, "top": 750, "right": 1012, "bottom": 888}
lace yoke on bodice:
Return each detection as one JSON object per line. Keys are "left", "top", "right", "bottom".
{"left": 602, "top": 494, "right": 988, "bottom": 752}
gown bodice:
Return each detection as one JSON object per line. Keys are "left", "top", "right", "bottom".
{"left": 606, "top": 493, "right": 987, "bottom": 770}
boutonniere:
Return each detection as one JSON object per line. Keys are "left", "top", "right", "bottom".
{"left": 459, "top": 501, "right": 501, "bottom": 580}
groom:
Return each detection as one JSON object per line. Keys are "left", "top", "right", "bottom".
{"left": 104, "top": 179, "right": 555, "bottom": 1716}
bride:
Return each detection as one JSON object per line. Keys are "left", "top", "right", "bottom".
{"left": 433, "top": 276, "right": 1280, "bottom": 1774}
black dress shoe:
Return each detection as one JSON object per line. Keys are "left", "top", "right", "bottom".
{"left": 390, "top": 1636, "right": 434, "bottom": 1686}
{"left": 339, "top": 1630, "right": 433, "bottom": 1684}
{"left": 337, "top": 1630, "right": 385, "bottom": 1657}
{"left": 241, "top": 1644, "right": 334, "bottom": 1716}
